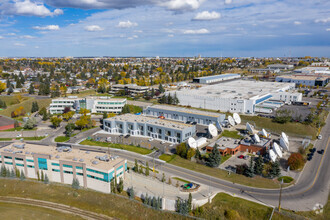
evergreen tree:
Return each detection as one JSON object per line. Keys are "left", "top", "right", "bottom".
{"left": 41, "top": 171, "right": 44, "bottom": 181}
{"left": 20, "top": 170, "right": 25, "bottom": 181}
{"left": 44, "top": 174, "right": 49, "bottom": 184}
{"left": 158, "top": 84, "right": 165, "bottom": 93}
{"left": 162, "top": 173, "right": 166, "bottom": 182}
{"left": 253, "top": 155, "right": 263, "bottom": 175}
{"left": 195, "top": 148, "right": 202, "bottom": 160}
{"left": 6, "top": 168, "right": 10, "bottom": 177}
{"left": 134, "top": 159, "right": 138, "bottom": 173}
{"left": 72, "top": 178, "right": 80, "bottom": 189}
{"left": 111, "top": 180, "right": 115, "bottom": 193}
{"left": 188, "top": 193, "right": 192, "bottom": 212}
{"left": 139, "top": 165, "right": 143, "bottom": 174}
{"left": 7, "top": 85, "right": 13, "bottom": 95}
{"left": 145, "top": 162, "right": 149, "bottom": 176}
{"left": 10, "top": 169, "right": 15, "bottom": 178}
{"left": 270, "top": 161, "right": 281, "bottom": 178}
{"left": 28, "top": 83, "right": 35, "bottom": 94}
{"left": 117, "top": 178, "right": 124, "bottom": 193}
{"left": 0, "top": 165, "right": 6, "bottom": 177}
{"left": 37, "top": 170, "right": 40, "bottom": 181}
{"left": 244, "top": 157, "right": 255, "bottom": 177}
{"left": 121, "top": 104, "right": 131, "bottom": 114}
{"left": 128, "top": 187, "right": 135, "bottom": 199}
{"left": 206, "top": 145, "right": 221, "bottom": 167}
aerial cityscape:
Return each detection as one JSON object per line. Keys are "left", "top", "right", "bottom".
{"left": 0, "top": 0, "right": 329, "bottom": 220}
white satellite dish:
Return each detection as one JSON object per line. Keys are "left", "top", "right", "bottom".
{"left": 187, "top": 137, "right": 197, "bottom": 149}
{"left": 269, "top": 149, "right": 277, "bottom": 162}
{"left": 273, "top": 142, "right": 283, "bottom": 158}
{"left": 216, "top": 121, "right": 223, "bottom": 132}
{"left": 228, "top": 116, "right": 235, "bottom": 126}
{"left": 246, "top": 122, "right": 254, "bottom": 134}
{"left": 279, "top": 137, "right": 289, "bottom": 151}
{"left": 281, "top": 132, "right": 289, "bottom": 145}
{"left": 233, "top": 113, "right": 241, "bottom": 125}
{"left": 254, "top": 134, "right": 261, "bottom": 143}
{"left": 261, "top": 129, "right": 268, "bottom": 138}
{"left": 208, "top": 124, "right": 218, "bottom": 137}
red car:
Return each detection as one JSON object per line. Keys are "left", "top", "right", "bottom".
{"left": 238, "top": 155, "right": 244, "bottom": 159}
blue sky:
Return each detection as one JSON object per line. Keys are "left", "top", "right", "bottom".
{"left": 0, "top": 0, "right": 329, "bottom": 57}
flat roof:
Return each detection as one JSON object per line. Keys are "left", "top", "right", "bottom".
{"left": 194, "top": 73, "right": 240, "bottom": 81}
{"left": 51, "top": 96, "right": 126, "bottom": 102}
{"left": 278, "top": 75, "right": 329, "bottom": 81}
{"left": 148, "top": 105, "right": 224, "bottom": 118}
{"left": 208, "top": 137, "right": 240, "bottom": 150}
{"left": 105, "top": 113, "right": 194, "bottom": 130}
{"left": 173, "top": 80, "right": 294, "bottom": 99}
{"left": 1, "top": 143, "right": 124, "bottom": 171}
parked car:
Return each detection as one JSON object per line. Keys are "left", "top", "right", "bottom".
{"left": 124, "top": 134, "right": 130, "bottom": 138}
{"left": 192, "top": 122, "right": 197, "bottom": 125}
{"left": 148, "top": 138, "right": 154, "bottom": 142}
{"left": 238, "top": 155, "right": 244, "bottom": 159}
{"left": 318, "top": 149, "right": 324, "bottom": 155}
{"left": 160, "top": 140, "right": 166, "bottom": 144}
{"left": 318, "top": 134, "right": 322, "bottom": 140}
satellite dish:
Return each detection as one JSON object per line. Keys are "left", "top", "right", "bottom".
{"left": 187, "top": 137, "right": 197, "bottom": 149}
{"left": 233, "top": 113, "right": 241, "bottom": 125}
{"left": 254, "top": 134, "right": 260, "bottom": 143}
{"left": 281, "top": 132, "right": 289, "bottom": 145}
{"left": 269, "top": 149, "right": 277, "bottom": 162}
{"left": 280, "top": 137, "right": 289, "bottom": 151}
{"left": 208, "top": 124, "right": 218, "bottom": 137}
{"left": 261, "top": 129, "right": 268, "bottom": 138}
{"left": 273, "top": 142, "right": 282, "bottom": 158}
{"left": 246, "top": 122, "right": 254, "bottom": 134}
{"left": 228, "top": 116, "right": 235, "bottom": 126}
{"left": 216, "top": 121, "right": 223, "bottom": 132}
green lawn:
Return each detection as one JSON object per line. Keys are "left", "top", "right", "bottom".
{"left": 220, "top": 154, "right": 232, "bottom": 164}
{"left": 240, "top": 115, "right": 317, "bottom": 138}
{"left": 172, "top": 177, "right": 190, "bottom": 184}
{"left": 0, "top": 97, "right": 51, "bottom": 118}
{"left": 278, "top": 176, "right": 294, "bottom": 183}
{"left": 0, "top": 127, "right": 36, "bottom": 132}
{"left": 221, "top": 130, "right": 242, "bottom": 139}
{"left": 0, "top": 179, "right": 188, "bottom": 220}
{"left": 159, "top": 154, "right": 176, "bottom": 163}
{"left": 0, "top": 136, "right": 45, "bottom": 141}
{"left": 55, "top": 136, "right": 70, "bottom": 142}
{"left": 194, "top": 193, "right": 289, "bottom": 220}
{"left": 167, "top": 155, "right": 284, "bottom": 189}
{"left": 80, "top": 140, "right": 153, "bottom": 155}
{"left": 0, "top": 202, "right": 83, "bottom": 220}
{"left": 76, "top": 89, "right": 97, "bottom": 97}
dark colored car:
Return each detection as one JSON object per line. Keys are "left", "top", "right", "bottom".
{"left": 124, "top": 134, "right": 130, "bottom": 138}
{"left": 318, "top": 149, "right": 324, "bottom": 155}
{"left": 238, "top": 155, "right": 244, "bottom": 159}
{"left": 192, "top": 122, "right": 197, "bottom": 125}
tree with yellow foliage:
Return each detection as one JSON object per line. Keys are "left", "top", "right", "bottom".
{"left": 0, "top": 81, "right": 6, "bottom": 94}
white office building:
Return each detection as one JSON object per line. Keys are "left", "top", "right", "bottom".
{"left": 0, "top": 143, "right": 127, "bottom": 194}
{"left": 50, "top": 96, "right": 126, "bottom": 114}
{"left": 103, "top": 114, "right": 196, "bottom": 143}
{"left": 166, "top": 80, "right": 298, "bottom": 114}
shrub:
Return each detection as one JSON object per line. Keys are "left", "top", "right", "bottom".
{"left": 287, "top": 153, "right": 305, "bottom": 170}
{"left": 224, "top": 209, "right": 240, "bottom": 220}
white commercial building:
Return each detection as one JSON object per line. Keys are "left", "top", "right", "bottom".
{"left": 192, "top": 74, "right": 241, "bottom": 84}
{"left": 167, "top": 80, "right": 298, "bottom": 114}
{"left": 50, "top": 96, "right": 126, "bottom": 114}
{"left": 0, "top": 143, "right": 127, "bottom": 194}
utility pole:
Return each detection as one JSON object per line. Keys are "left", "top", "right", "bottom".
{"left": 278, "top": 179, "right": 283, "bottom": 211}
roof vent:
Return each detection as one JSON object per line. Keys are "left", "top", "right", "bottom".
{"left": 79, "top": 159, "right": 84, "bottom": 162}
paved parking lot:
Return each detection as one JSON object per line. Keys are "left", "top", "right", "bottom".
{"left": 92, "top": 132, "right": 176, "bottom": 153}
{"left": 220, "top": 152, "right": 251, "bottom": 171}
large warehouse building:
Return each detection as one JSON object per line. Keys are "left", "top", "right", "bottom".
{"left": 50, "top": 96, "right": 126, "bottom": 114}
{"left": 192, "top": 74, "right": 241, "bottom": 84}
{"left": 275, "top": 75, "right": 329, "bottom": 87}
{"left": 103, "top": 114, "right": 196, "bottom": 143}
{"left": 143, "top": 105, "right": 226, "bottom": 126}
{"left": 0, "top": 143, "right": 127, "bottom": 193}
{"left": 167, "top": 80, "right": 300, "bottom": 114}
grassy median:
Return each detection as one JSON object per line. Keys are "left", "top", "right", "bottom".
{"left": 80, "top": 139, "right": 153, "bottom": 155}
{"left": 163, "top": 154, "right": 283, "bottom": 189}
{"left": 55, "top": 136, "right": 70, "bottom": 142}
{"left": 0, "top": 136, "right": 45, "bottom": 141}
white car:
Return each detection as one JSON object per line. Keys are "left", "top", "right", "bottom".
{"left": 160, "top": 140, "right": 166, "bottom": 144}
{"left": 318, "top": 134, "right": 322, "bottom": 140}
{"left": 16, "top": 134, "right": 22, "bottom": 137}
{"left": 148, "top": 138, "right": 154, "bottom": 142}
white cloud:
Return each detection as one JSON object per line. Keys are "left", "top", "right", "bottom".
{"left": 193, "top": 11, "right": 221, "bottom": 21}
{"left": 45, "top": 0, "right": 204, "bottom": 11}
{"left": 225, "top": 0, "right": 232, "bottom": 4}
{"left": 0, "top": 36, "right": 4, "bottom": 39}
{"left": 326, "top": 28, "right": 330, "bottom": 31}
{"left": 35, "top": 46, "right": 39, "bottom": 49}
{"left": 289, "top": 33, "right": 311, "bottom": 36}
{"left": 14, "top": 43, "right": 25, "bottom": 46}
{"left": 117, "top": 20, "right": 138, "bottom": 28}
{"left": 127, "top": 35, "right": 138, "bottom": 40}
{"left": 2, "top": 0, "right": 63, "bottom": 17}
{"left": 294, "top": 21, "right": 301, "bottom": 25}
{"left": 33, "top": 25, "right": 60, "bottom": 31}
{"left": 315, "top": 17, "right": 330, "bottom": 23}
{"left": 168, "top": 34, "right": 174, "bottom": 37}
{"left": 7, "top": 33, "right": 16, "bottom": 36}
{"left": 84, "top": 25, "right": 104, "bottom": 32}
{"left": 20, "top": 35, "right": 35, "bottom": 39}
{"left": 161, "top": 0, "right": 205, "bottom": 11}
{"left": 183, "top": 28, "right": 209, "bottom": 34}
